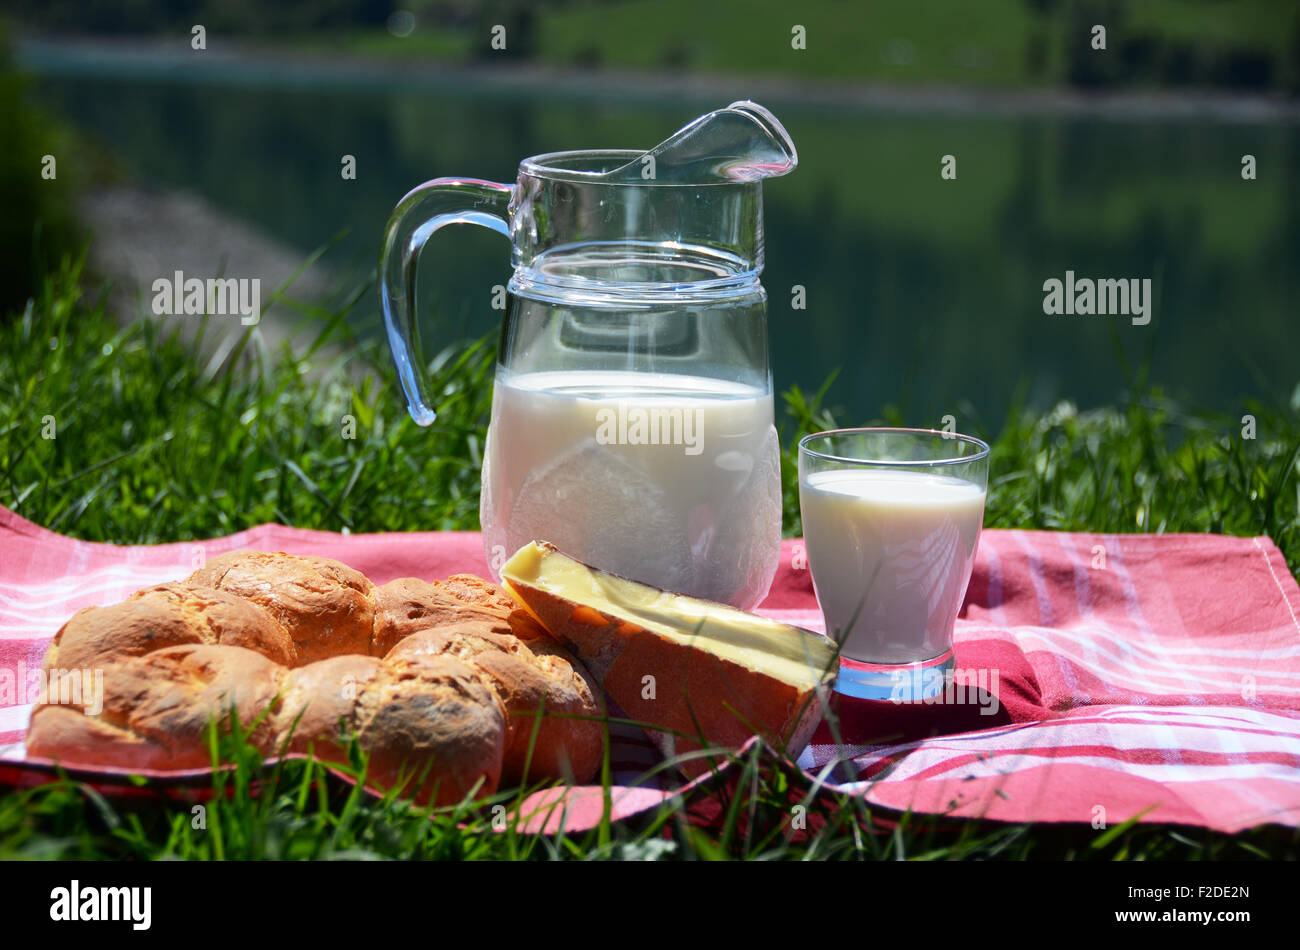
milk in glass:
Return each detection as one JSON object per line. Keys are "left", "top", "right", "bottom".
{"left": 481, "top": 369, "right": 781, "bottom": 609}
{"left": 799, "top": 469, "right": 985, "bottom": 663}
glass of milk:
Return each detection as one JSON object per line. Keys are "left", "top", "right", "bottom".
{"left": 798, "top": 428, "right": 990, "bottom": 700}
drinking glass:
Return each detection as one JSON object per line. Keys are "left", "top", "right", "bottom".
{"left": 798, "top": 428, "right": 990, "bottom": 700}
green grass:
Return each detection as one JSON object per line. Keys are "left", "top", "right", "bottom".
{"left": 0, "top": 257, "right": 492, "bottom": 541}
{"left": 1, "top": 259, "right": 1298, "bottom": 860}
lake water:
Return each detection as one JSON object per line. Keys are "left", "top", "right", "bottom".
{"left": 24, "top": 52, "right": 1300, "bottom": 427}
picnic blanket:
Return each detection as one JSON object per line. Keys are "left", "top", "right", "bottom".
{"left": 2, "top": 503, "right": 1299, "bottom": 833}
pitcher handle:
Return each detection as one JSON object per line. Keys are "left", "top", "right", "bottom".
{"left": 378, "top": 177, "right": 513, "bottom": 425}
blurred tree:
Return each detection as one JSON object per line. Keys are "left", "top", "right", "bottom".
{"left": 1064, "top": 0, "right": 1124, "bottom": 88}
{"left": 474, "top": 0, "right": 537, "bottom": 60}
{"left": 7, "top": 0, "right": 394, "bottom": 33}
{"left": 1210, "top": 46, "right": 1274, "bottom": 90}
{"left": 1290, "top": 13, "right": 1300, "bottom": 95}
{"left": 0, "top": 24, "right": 80, "bottom": 315}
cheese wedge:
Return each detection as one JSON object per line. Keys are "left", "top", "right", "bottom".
{"left": 502, "top": 541, "right": 836, "bottom": 774}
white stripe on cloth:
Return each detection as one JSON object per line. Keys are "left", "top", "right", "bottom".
{"left": 996, "top": 619, "right": 1300, "bottom": 668}
{"left": 1255, "top": 536, "right": 1300, "bottom": 638}
{"left": 810, "top": 707, "right": 1300, "bottom": 784}
{"left": 1012, "top": 531, "right": 1091, "bottom": 707}
{"left": 1056, "top": 532, "right": 1114, "bottom": 682}
{"left": 1067, "top": 705, "right": 1300, "bottom": 826}
{"left": 0, "top": 703, "right": 32, "bottom": 735}
{"left": 978, "top": 533, "right": 1008, "bottom": 628}
{"left": 0, "top": 567, "right": 187, "bottom": 605}
{"left": 859, "top": 749, "right": 1300, "bottom": 786}
{"left": 806, "top": 705, "right": 1300, "bottom": 759}
{"left": 1084, "top": 705, "right": 1300, "bottom": 730}
{"left": 0, "top": 565, "right": 189, "bottom": 602}
{"left": 963, "top": 621, "right": 1300, "bottom": 695}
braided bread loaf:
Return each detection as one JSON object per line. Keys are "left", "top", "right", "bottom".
{"left": 25, "top": 551, "right": 604, "bottom": 804}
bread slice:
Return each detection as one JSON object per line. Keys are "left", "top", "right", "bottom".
{"left": 501, "top": 542, "right": 835, "bottom": 775}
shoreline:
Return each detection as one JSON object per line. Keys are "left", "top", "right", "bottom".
{"left": 76, "top": 184, "right": 341, "bottom": 372}
{"left": 16, "top": 33, "right": 1300, "bottom": 124}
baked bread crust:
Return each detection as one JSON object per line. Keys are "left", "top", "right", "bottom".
{"left": 189, "top": 551, "right": 376, "bottom": 663}
{"left": 28, "top": 643, "right": 286, "bottom": 771}
{"left": 27, "top": 552, "right": 599, "bottom": 798}
{"left": 43, "top": 583, "right": 296, "bottom": 671}
{"left": 275, "top": 653, "right": 384, "bottom": 762}
{"left": 386, "top": 620, "right": 602, "bottom": 783}
{"left": 354, "top": 655, "right": 505, "bottom": 805}
{"left": 273, "top": 652, "right": 506, "bottom": 806}
{"left": 373, "top": 574, "right": 522, "bottom": 655}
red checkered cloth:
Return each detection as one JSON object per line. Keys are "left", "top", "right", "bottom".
{"left": 2, "top": 504, "right": 1298, "bottom": 833}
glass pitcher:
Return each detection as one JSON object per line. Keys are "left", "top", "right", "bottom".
{"left": 379, "top": 143, "right": 786, "bottom": 609}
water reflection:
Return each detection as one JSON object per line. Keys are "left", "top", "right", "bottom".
{"left": 28, "top": 71, "right": 1299, "bottom": 424}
